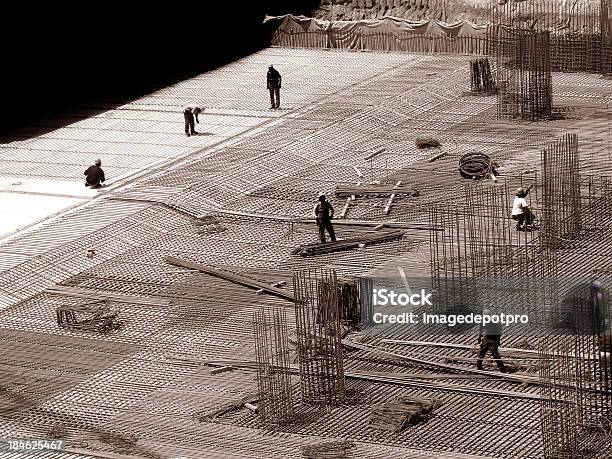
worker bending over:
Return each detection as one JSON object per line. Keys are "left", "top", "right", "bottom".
{"left": 511, "top": 185, "right": 536, "bottom": 231}
{"left": 314, "top": 193, "right": 336, "bottom": 243}
{"left": 84, "top": 159, "right": 105, "bottom": 188}
{"left": 183, "top": 104, "right": 202, "bottom": 137}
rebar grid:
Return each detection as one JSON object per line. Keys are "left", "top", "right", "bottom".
{"left": 253, "top": 305, "right": 295, "bottom": 424}
{"left": 429, "top": 182, "right": 558, "bottom": 322}
{"left": 541, "top": 133, "right": 582, "bottom": 249}
{"left": 495, "top": 27, "right": 553, "bottom": 121}
{"left": 293, "top": 269, "right": 346, "bottom": 406}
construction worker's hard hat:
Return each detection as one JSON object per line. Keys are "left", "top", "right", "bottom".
{"left": 516, "top": 187, "right": 525, "bottom": 196}
{"left": 95, "top": 158, "right": 102, "bottom": 166}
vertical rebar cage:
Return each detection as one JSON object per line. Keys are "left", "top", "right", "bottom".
{"left": 541, "top": 133, "right": 581, "bottom": 249}
{"left": 293, "top": 269, "right": 346, "bottom": 406}
{"left": 496, "top": 27, "right": 552, "bottom": 121}
{"left": 253, "top": 305, "right": 294, "bottom": 423}
{"left": 539, "top": 336, "right": 580, "bottom": 459}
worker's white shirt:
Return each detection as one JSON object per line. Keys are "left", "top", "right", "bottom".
{"left": 512, "top": 196, "right": 528, "bottom": 215}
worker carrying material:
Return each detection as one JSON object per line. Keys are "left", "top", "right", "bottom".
{"left": 183, "top": 104, "right": 202, "bottom": 137}
{"left": 476, "top": 308, "right": 507, "bottom": 373}
{"left": 511, "top": 185, "right": 537, "bottom": 231}
{"left": 267, "top": 65, "right": 282, "bottom": 109}
{"left": 314, "top": 193, "right": 336, "bottom": 243}
{"left": 84, "top": 159, "right": 105, "bottom": 188}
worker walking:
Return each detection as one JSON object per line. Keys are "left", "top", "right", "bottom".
{"left": 511, "top": 185, "right": 536, "bottom": 231}
{"left": 84, "top": 159, "right": 105, "bottom": 188}
{"left": 267, "top": 65, "right": 282, "bottom": 109}
{"left": 314, "top": 193, "right": 336, "bottom": 243}
{"left": 476, "top": 308, "right": 507, "bottom": 372}
{"left": 183, "top": 104, "right": 202, "bottom": 137}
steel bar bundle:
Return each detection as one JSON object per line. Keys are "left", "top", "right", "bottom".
{"left": 469, "top": 57, "right": 496, "bottom": 94}
{"left": 301, "top": 440, "right": 356, "bottom": 459}
{"left": 540, "top": 133, "right": 581, "bottom": 249}
{"left": 293, "top": 269, "right": 346, "bottom": 406}
{"left": 495, "top": 27, "right": 553, "bottom": 121}
{"left": 253, "top": 305, "right": 295, "bottom": 424}
{"left": 369, "top": 395, "right": 442, "bottom": 432}
{"left": 338, "top": 278, "right": 360, "bottom": 328}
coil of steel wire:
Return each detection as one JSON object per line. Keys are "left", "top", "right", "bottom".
{"left": 458, "top": 152, "right": 492, "bottom": 180}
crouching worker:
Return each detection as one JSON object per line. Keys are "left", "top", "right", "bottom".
{"left": 314, "top": 193, "right": 336, "bottom": 243}
{"left": 511, "top": 185, "right": 536, "bottom": 231}
{"left": 84, "top": 159, "right": 105, "bottom": 188}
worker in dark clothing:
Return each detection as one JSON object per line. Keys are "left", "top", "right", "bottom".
{"left": 476, "top": 309, "right": 507, "bottom": 372}
{"left": 314, "top": 193, "right": 336, "bottom": 243}
{"left": 267, "top": 65, "right": 282, "bottom": 109}
{"left": 84, "top": 159, "right": 105, "bottom": 188}
{"left": 183, "top": 104, "right": 202, "bottom": 136}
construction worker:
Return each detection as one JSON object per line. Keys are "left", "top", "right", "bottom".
{"left": 511, "top": 185, "right": 536, "bottom": 231}
{"left": 84, "top": 159, "right": 105, "bottom": 188}
{"left": 183, "top": 104, "right": 202, "bottom": 137}
{"left": 267, "top": 65, "right": 281, "bottom": 109}
{"left": 476, "top": 308, "right": 507, "bottom": 372}
{"left": 314, "top": 193, "right": 336, "bottom": 243}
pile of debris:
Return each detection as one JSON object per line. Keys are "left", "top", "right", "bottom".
{"left": 56, "top": 300, "right": 122, "bottom": 334}
{"left": 415, "top": 137, "right": 441, "bottom": 149}
{"left": 369, "top": 395, "right": 442, "bottom": 432}
{"left": 301, "top": 440, "right": 356, "bottom": 459}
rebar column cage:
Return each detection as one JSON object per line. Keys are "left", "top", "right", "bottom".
{"left": 573, "top": 282, "right": 612, "bottom": 429}
{"left": 496, "top": 27, "right": 553, "bottom": 121}
{"left": 540, "top": 133, "right": 581, "bottom": 249}
{"left": 603, "top": 0, "right": 612, "bottom": 74}
{"left": 293, "top": 269, "right": 346, "bottom": 406}
{"left": 539, "top": 336, "right": 580, "bottom": 459}
{"left": 253, "top": 305, "right": 295, "bottom": 423}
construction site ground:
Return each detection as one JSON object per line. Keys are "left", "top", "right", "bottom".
{"left": 1, "top": 47, "right": 611, "bottom": 459}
